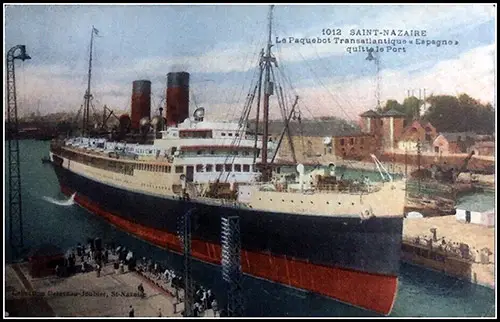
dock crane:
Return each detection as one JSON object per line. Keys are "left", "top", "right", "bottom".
{"left": 6, "top": 45, "right": 31, "bottom": 258}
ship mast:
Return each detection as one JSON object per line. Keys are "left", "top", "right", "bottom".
{"left": 83, "top": 26, "right": 98, "bottom": 136}
{"left": 261, "top": 5, "right": 274, "bottom": 181}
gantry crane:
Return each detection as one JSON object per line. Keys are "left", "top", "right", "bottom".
{"left": 6, "top": 45, "right": 31, "bottom": 258}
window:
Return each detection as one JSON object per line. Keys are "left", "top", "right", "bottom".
{"left": 243, "top": 151, "right": 249, "bottom": 156}
{"left": 216, "top": 164, "right": 223, "bottom": 172}
{"left": 228, "top": 133, "right": 233, "bottom": 137}
{"left": 350, "top": 137, "right": 354, "bottom": 145}
{"left": 243, "top": 164, "right": 250, "bottom": 172}
{"left": 221, "top": 133, "right": 226, "bottom": 137}
{"left": 235, "top": 133, "right": 239, "bottom": 137}
{"left": 210, "top": 150, "right": 215, "bottom": 155}
{"left": 175, "top": 166, "right": 184, "bottom": 173}
{"left": 197, "top": 150, "right": 202, "bottom": 155}
{"left": 196, "top": 164, "right": 204, "bottom": 172}
{"left": 340, "top": 138, "right": 345, "bottom": 146}
{"left": 206, "top": 164, "right": 213, "bottom": 172}
{"left": 234, "top": 164, "right": 241, "bottom": 172}
{"left": 225, "top": 164, "right": 232, "bottom": 172}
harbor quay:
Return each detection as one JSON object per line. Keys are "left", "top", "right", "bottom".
{"left": 401, "top": 215, "right": 495, "bottom": 289}
{"left": 5, "top": 248, "right": 218, "bottom": 317}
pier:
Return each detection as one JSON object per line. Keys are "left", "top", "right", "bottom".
{"left": 402, "top": 214, "right": 495, "bottom": 289}
{"left": 5, "top": 245, "right": 219, "bottom": 317}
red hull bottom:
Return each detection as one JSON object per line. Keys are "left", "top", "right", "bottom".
{"left": 61, "top": 185, "right": 398, "bottom": 315}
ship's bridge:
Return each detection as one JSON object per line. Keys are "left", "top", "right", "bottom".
{"left": 154, "top": 118, "right": 277, "bottom": 156}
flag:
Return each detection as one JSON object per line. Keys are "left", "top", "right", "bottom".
{"left": 92, "top": 26, "right": 99, "bottom": 35}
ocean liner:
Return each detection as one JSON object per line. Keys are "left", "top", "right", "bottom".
{"left": 49, "top": 7, "right": 405, "bottom": 315}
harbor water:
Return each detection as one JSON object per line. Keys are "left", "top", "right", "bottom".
{"left": 4, "top": 140, "right": 496, "bottom": 317}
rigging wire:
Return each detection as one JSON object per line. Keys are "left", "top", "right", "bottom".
{"left": 225, "top": 36, "right": 265, "bottom": 122}
{"left": 217, "top": 81, "right": 259, "bottom": 184}
{"left": 271, "top": 23, "right": 371, "bottom": 172}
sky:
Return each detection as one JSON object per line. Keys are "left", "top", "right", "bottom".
{"left": 4, "top": 3, "right": 497, "bottom": 123}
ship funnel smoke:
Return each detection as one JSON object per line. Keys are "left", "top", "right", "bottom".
{"left": 42, "top": 192, "right": 76, "bottom": 206}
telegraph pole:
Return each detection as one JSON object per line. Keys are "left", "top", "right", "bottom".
{"left": 417, "top": 139, "right": 421, "bottom": 192}
{"left": 405, "top": 147, "right": 408, "bottom": 198}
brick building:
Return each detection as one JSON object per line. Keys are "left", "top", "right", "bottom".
{"left": 397, "top": 120, "right": 438, "bottom": 152}
{"left": 267, "top": 119, "right": 377, "bottom": 162}
{"left": 433, "top": 132, "right": 476, "bottom": 155}
{"left": 359, "top": 108, "right": 406, "bottom": 152}
{"left": 471, "top": 141, "right": 495, "bottom": 156}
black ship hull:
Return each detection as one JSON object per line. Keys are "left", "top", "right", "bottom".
{"left": 51, "top": 163, "right": 403, "bottom": 315}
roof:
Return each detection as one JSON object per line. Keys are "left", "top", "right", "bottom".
{"left": 399, "top": 120, "right": 436, "bottom": 141}
{"left": 28, "top": 244, "right": 64, "bottom": 259}
{"left": 379, "top": 108, "right": 406, "bottom": 117}
{"left": 473, "top": 141, "right": 495, "bottom": 148}
{"left": 439, "top": 132, "right": 476, "bottom": 143}
{"left": 399, "top": 129, "right": 421, "bottom": 141}
{"left": 263, "top": 120, "right": 362, "bottom": 137}
{"left": 420, "top": 121, "right": 435, "bottom": 130}
{"left": 455, "top": 194, "right": 495, "bottom": 213}
{"left": 359, "top": 109, "right": 380, "bottom": 118}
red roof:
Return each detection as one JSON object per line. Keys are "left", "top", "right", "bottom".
{"left": 474, "top": 141, "right": 495, "bottom": 148}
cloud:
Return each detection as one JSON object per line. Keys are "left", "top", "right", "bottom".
{"left": 291, "top": 43, "right": 495, "bottom": 120}
{"left": 82, "top": 5, "right": 496, "bottom": 79}
{"left": 14, "top": 42, "right": 494, "bottom": 125}
{"left": 363, "top": 4, "right": 495, "bottom": 34}
{"left": 9, "top": 5, "right": 495, "bottom": 122}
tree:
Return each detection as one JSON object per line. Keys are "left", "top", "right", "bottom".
{"left": 379, "top": 97, "right": 422, "bottom": 123}
{"left": 402, "top": 96, "right": 422, "bottom": 121}
{"left": 377, "top": 99, "right": 403, "bottom": 113}
{"left": 422, "top": 94, "right": 494, "bottom": 134}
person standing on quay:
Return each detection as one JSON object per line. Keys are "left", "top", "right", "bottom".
{"left": 211, "top": 299, "right": 218, "bottom": 317}
{"left": 128, "top": 305, "right": 134, "bottom": 317}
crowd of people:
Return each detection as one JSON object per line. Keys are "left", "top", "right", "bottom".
{"left": 135, "top": 258, "right": 219, "bottom": 317}
{"left": 57, "top": 238, "right": 222, "bottom": 317}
